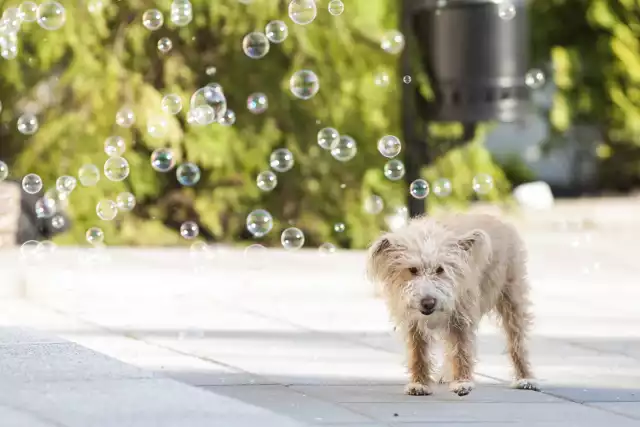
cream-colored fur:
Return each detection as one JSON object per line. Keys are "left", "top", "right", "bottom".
{"left": 366, "top": 213, "right": 538, "bottom": 396}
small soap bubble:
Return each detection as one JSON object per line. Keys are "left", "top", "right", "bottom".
{"left": 246, "top": 209, "right": 274, "bottom": 238}
{"left": 270, "top": 148, "right": 294, "bottom": 173}
{"left": 17, "top": 113, "right": 39, "bottom": 135}
{"left": 157, "top": 37, "right": 173, "bottom": 53}
{"left": 116, "top": 192, "right": 136, "bottom": 212}
{"left": 190, "top": 86, "right": 227, "bottom": 121}
{"left": 333, "top": 222, "right": 345, "bottom": 233}
{"left": 22, "top": 173, "right": 43, "bottom": 194}
{"left": 319, "top": 242, "right": 336, "bottom": 255}
{"left": 409, "top": 179, "right": 430, "bottom": 199}
{"left": 170, "top": 0, "right": 193, "bottom": 26}
{"left": 86, "top": 227, "right": 104, "bottom": 245}
{"left": 498, "top": 1, "right": 516, "bottom": 20}
{"left": 104, "top": 136, "right": 126, "bottom": 157}
{"left": 37, "top": 1, "right": 66, "bottom": 30}
{"left": 192, "top": 105, "right": 216, "bottom": 125}
{"left": 116, "top": 107, "right": 135, "bottom": 128}
{"left": 51, "top": 214, "right": 65, "bottom": 229}
{"left": 242, "top": 32, "right": 270, "bottom": 59}
{"left": 381, "top": 30, "right": 405, "bottom": 54}
{"left": 288, "top": 0, "right": 317, "bottom": 25}
{"left": 377, "top": 135, "right": 401, "bottom": 158}
{"left": 142, "top": 9, "right": 163, "bottom": 30}
{"left": 384, "top": 159, "right": 405, "bottom": 181}
{"left": 290, "top": 70, "right": 320, "bottom": 100}
{"left": 403, "top": 75, "right": 412, "bottom": 84}
{"left": 472, "top": 174, "right": 494, "bottom": 195}
{"left": 20, "top": 240, "right": 40, "bottom": 259}
{"left": 432, "top": 178, "right": 452, "bottom": 197}
{"left": 328, "top": 0, "right": 344, "bottom": 16}
{"left": 317, "top": 128, "right": 339, "bottom": 150}
{"left": 374, "top": 72, "right": 390, "bottom": 87}
{"left": 205, "top": 66, "right": 216, "bottom": 76}
{"left": 364, "top": 195, "right": 384, "bottom": 215}
{"left": 38, "top": 240, "right": 57, "bottom": 255}
{"left": 525, "top": 68, "right": 546, "bottom": 89}
{"left": 161, "top": 94, "right": 182, "bottom": 115}
{"left": 19, "top": 2, "right": 38, "bottom": 22}
{"left": 176, "top": 162, "right": 201, "bottom": 186}
{"left": 247, "top": 93, "right": 268, "bottom": 114}
{"left": 331, "top": 135, "right": 357, "bottom": 162}
{"left": 281, "top": 227, "right": 305, "bottom": 250}
{"left": 147, "top": 115, "right": 168, "bottom": 138}
{"left": 265, "top": 20, "right": 288, "bottom": 43}
{"left": 218, "top": 109, "right": 236, "bottom": 126}
{"left": 35, "top": 197, "right": 56, "bottom": 218}
{"left": 96, "top": 199, "right": 118, "bottom": 221}
{"left": 180, "top": 221, "right": 199, "bottom": 239}
{"left": 151, "top": 148, "right": 176, "bottom": 172}
{"left": 78, "top": 164, "right": 100, "bottom": 187}
{"left": 104, "top": 156, "right": 130, "bottom": 181}
{"left": 0, "top": 161, "right": 8, "bottom": 181}
{"left": 256, "top": 170, "right": 277, "bottom": 191}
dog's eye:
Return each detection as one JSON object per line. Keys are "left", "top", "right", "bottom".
{"left": 435, "top": 266, "right": 445, "bottom": 275}
{"left": 408, "top": 267, "right": 419, "bottom": 275}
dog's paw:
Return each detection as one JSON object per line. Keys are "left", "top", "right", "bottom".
{"left": 512, "top": 378, "right": 540, "bottom": 391}
{"left": 449, "top": 380, "right": 474, "bottom": 396}
{"left": 404, "top": 382, "right": 433, "bottom": 396}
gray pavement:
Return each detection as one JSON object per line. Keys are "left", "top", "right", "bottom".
{"left": 0, "top": 223, "right": 640, "bottom": 426}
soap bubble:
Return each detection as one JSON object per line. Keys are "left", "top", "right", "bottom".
{"left": 333, "top": 222, "right": 345, "bottom": 233}
{"left": 142, "top": 9, "right": 163, "bottom": 30}
{"left": 190, "top": 86, "right": 227, "bottom": 121}
{"left": 0, "top": 161, "right": 8, "bottom": 181}
{"left": 257, "top": 170, "right": 277, "bottom": 191}
{"left": 86, "top": 227, "right": 104, "bottom": 245}
{"left": 242, "top": 32, "right": 270, "bottom": 59}
{"left": 377, "top": 135, "right": 401, "bottom": 158}
{"left": 20, "top": 240, "right": 40, "bottom": 259}
{"left": 319, "top": 242, "right": 336, "bottom": 255}
{"left": 432, "top": 178, "right": 452, "bottom": 197}
{"left": 35, "top": 197, "right": 56, "bottom": 218}
{"left": 472, "top": 174, "right": 494, "bottom": 195}
{"left": 51, "top": 215, "right": 65, "bottom": 229}
{"left": 331, "top": 135, "right": 357, "bottom": 162}
{"left": 104, "top": 136, "right": 126, "bottom": 157}
{"left": 205, "top": 66, "right": 217, "bottom": 76}
{"left": 162, "top": 94, "right": 183, "bottom": 115}
{"left": 409, "top": 179, "right": 430, "bottom": 199}
{"left": 498, "top": 2, "right": 516, "bottom": 20}
{"left": 19, "top": 2, "right": 38, "bottom": 22}
{"left": 384, "top": 159, "right": 405, "bottom": 181}
{"left": 381, "top": 30, "right": 405, "bottom": 54}
{"left": 328, "top": 0, "right": 344, "bottom": 16}
{"left": 290, "top": 70, "right": 319, "bottom": 100}
{"left": 364, "top": 195, "right": 384, "bottom": 215}
{"left": 147, "top": 115, "right": 168, "bottom": 138}
{"left": 218, "top": 109, "right": 236, "bottom": 126}
{"left": 288, "top": 0, "right": 317, "bottom": 25}
{"left": 374, "top": 72, "right": 390, "bottom": 87}
{"left": 170, "top": 0, "right": 193, "bottom": 26}
{"left": 265, "top": 20, "right": 288, "bottom": 43}
{"left": 192, "top": 105, "right": 216, "bottom": 125}
{"left": 281, "top": 227, "right": 304, "bottom": 250}
{"left": 17, "top": 113, "right": 39, "bottom": 135}
{"left": 78, "top": 164, "right": 100, "bottom": 187}
{"left": 38, "top": 240, "right": 57, "bottom": 254}
{"left": 525, "top": 68, "right": 546, "bottom": 89}
{"left": 151, "top": 148, "right": 176, "bottom": 172}
{"left": 116, "top": 192, "right": 136, "bottom": 212}
{"left": 37, "top": 1, "right": 66, "bottom": 30}
{"left": 246, "top": 209, "right": 273, "bottom": 238}
{"left": 22, "top": 173, "right": 42, "bottom": 194}
{"left": 270, "top": 148, "right": 294, "bottom": 173}
{"left": 1, "top": 44, "right": 18, "bottom": 60}
{"left": 96, "top": 199, "right": 118, "bottom": 220}
{"left": 247, "top": 93, "right": 268, "bottom": 114}
{"left": 180, "top": 221, "right": 199, "bottom": 239}
{"left": 317, "top": 128, "right": 339, "bottom": 150}
{"left": 104, "top": 157, "right": 130, "bottom": 181}
{"left": 157, "top": 37, "right": 173, "bottom": 53}
{"left": 116, "top": 107, "right": 135, "bottom": 128}
{"left": 403, "top": 75, "right": 412, "bottom": 84}
{"left": 176, "top": 162, "right": 201, "bottom": 186}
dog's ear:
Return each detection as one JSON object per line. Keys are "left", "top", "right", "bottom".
{"left": 366, "top": 236, "right": 398, "bottom": 283}
{"left": 457, "top": 229, "right": 488, "bottom": 252}
{"left": 371, "top": 237, "right": 392, "bottom": 257}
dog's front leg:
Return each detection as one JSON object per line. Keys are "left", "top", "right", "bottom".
{"left": 445, "top": 322, "right": 476, "bottom": 396}
{"left": 404, "top": 324, "right": 434, "bottom": 396}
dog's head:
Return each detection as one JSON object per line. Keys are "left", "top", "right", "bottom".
{"left": 366, "top": 217, "right": 491, "bottom": 317}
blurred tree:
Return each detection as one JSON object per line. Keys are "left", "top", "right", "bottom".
{"left": 0, "top": 0, "right": 508, "bottom": 249}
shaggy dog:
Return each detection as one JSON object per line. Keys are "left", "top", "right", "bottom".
{"left": 366, "top": 213, "right": 538, "bottom": 396}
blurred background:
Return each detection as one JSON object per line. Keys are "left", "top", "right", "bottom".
{"left": 0, "top": 0, "right": 639, "bottom": 250}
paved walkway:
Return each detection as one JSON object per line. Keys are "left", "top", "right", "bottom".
{"left": 1, "top": 226, "right": 640, "bottom": 426}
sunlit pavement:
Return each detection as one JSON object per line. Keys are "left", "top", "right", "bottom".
{"left": 1, "top": 215, "right": 640, "bottom": 425}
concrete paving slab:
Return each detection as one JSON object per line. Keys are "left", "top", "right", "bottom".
{"left": 0, "top": 326, "right": 66, "bottom": 346}
{"left": 544, "top": 386, "right": 640, "bottom": 403}
{"left": 0, "top": 405, "right": 60, "bottom": 427}
{"left": 588, "top": 402, "right": 640, "bottom": 420}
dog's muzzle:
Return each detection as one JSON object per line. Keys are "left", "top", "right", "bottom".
{"left": 419, "top": 296, "right": 437, "bottom": 316}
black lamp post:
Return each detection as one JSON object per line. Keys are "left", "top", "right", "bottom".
{"left": 400, "top": 0, "right": 530, "bottom": 217}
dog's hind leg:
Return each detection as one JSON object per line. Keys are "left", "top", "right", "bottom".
{"left": 404, "top": 324, "right": 434, "bottom": 396}
{"left": 496, "top": 280, "right": 539, "bottom": 391}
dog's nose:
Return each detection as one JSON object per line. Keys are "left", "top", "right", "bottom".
{"left": 420, "top": 297, "right": 437, "bottom": 315}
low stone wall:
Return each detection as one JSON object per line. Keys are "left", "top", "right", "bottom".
{"left": 0, "top": 181, "right": 20, "bottom": 248}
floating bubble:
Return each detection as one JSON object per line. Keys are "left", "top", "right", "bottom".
{"left": 317, "top": 127, "right": 339, "bottom": 150}
{"left": 472, "top": 174, "right": 494, "bottom": 195}
{"left": 37, "top": 1, "right": 66, "bottom": 30}
{"left": 19, "top": 2, "right": 38, "bottom": 22}
{"left": 87, "top": 0, "right": 104, "bottom": 14}
{"left": 38, "top": 240, "right": 57, "bottom": 254}
{"left": 409, "top": 179, "right": 430, "bottom": 199}
{"left": 162, "top": 94, "right": 182, "bottom": 115}
{"left": 270, "top": 148, "right": 294, "bottom": 173}
{"left": 330, "top": 135, "right": 357, "bottom": 162}
{"left": 180, "top": 221, "right": 199, "bottom": 239}
{"left": 157, "top": 37, "right": 173, "bottom": 53}
{"left": 22, "top": 173, "right": 42, "bottom": 194}
{"left": 116, "top": 192, "right": 136, "bottom": 212}
{"left": 246, "top": 209, "right": 273, "bottom": 238}
{"left": 151, "top": 148, "right": 176, "bottom": 172}
{"left": 328, "top": 0, "right": 344, "bottom": 15}
{"left": 403, "top": 75, "right": 412, "bottom": 84}
{"left": 147, "top": 115, "right": 168, "bottom": 138}
{"left": 364, "top": 195, "right": 384, "bottom": 215}
{"left": 244, "top": 244, "right": 267, "bottom": 263}
{"left": 35, "top": 197, "right": 56, "bottom": 219}
{"left": 377, "top": 135, "right": 401, "bottom": 158}
{"left": 281, "top": 227, "right": 304, "bottom": 250}
{"left": 142, "top": 9, "right": 163, "bottom": 30}
{"left": 290, "top": 70, "right": 319, "bottom": 100}
{"left": 247, "top": 93, "right": 268, "bottom": 114}
{"left": 525, "top": 68, "right": 545, "bottom": 89}
{"left": 0, "top": 161, "right": 8, "bottom": 181}
{"left": 333, "top": 222, "right": 345, "bottom": 233}
{"left": 78, "top": 164, "right": 100, "bottom": 187}
{"left": 104, "top": 136, "right": 126, "bottom": 157}
{"left": 43, "top": 188, "right": 68, "bottom": 211}
{"left": 319, "top": 242, "right": 336, "bottom": 255}
{"left": 498, "top": 1, "right": 516, "bottom": 20}
{"left": 206, "top": 82, "right": 224, "bottom": 93}
{"left": 205, "top": 66, "right": 217, "bottom": 76}
{"left": 170, "top": 0, "right": 192, "bottom": 26}
{"left": 20, "top": 240, "right": 40, "bottom": 259}
{"left": 116, "top": 107, "right": 135, "bottom": 128}
{"left": 51, "top": 214, "right": 65, "bottom": 229}
{"left": 192, "top": 105, "right": 216, "bottom": 125}
{"left": 288, "top": 0, "right": 317, "bottom": 25}
{"left": 432, "top": 178, "right": 452, "bottom": 197}
{"left": 257, "top": 170, "right": 277, "bottom": 191}
{"left": 384, "top": 159, "right": 405, "bottom": 181}
{"left": 176, "top": 162, "right": 201, "bottom": 186}
{"left": 218, "top": 109, "right": 236, "bottom": 126}
{"left": 96, "top": 199, "right": 118, "bottom": 220}
{"left": 104, "top": 156, "right": 130, "bottom": 181}
{"left": 381, "top": 30, "right": 405, "bottom": 54}
{"left": 265, "top": 20, "right": 288, "bottom": 43}
{"left": 242, "top": 32, "right": 270, "bottom": 59}
{"left": 189, "top": 241, "right": 211, "bottom": 257}
{"left": 86, "top": 227, "right": 104, "bottom": 245}
{"left": 374, "top": 72, "right": 390, "bottom": 87}
{"left": 17, "top": 113, "right": 38, "bottom": 135}
{"left": 190, "top": 86, "right": 227, "bottom": 121}
{"left": 1, "top": 44, "right": 18, "bottom": 61}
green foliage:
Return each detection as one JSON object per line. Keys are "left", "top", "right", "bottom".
{"left": 0, "top": 0, "right": 508, "bottom": 248}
